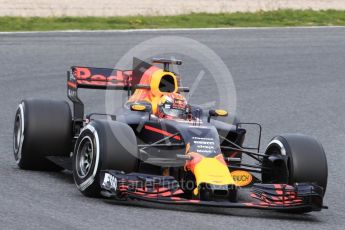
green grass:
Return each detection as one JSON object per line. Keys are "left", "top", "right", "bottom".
{"left": 1, "top": 10, "right": 345, "bottom": 31}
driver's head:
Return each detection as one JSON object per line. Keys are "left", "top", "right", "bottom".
{"left": 157, "top": 93, "right": 187, "bottom": 119}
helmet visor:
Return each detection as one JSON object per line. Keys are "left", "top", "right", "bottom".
{"left": 161, "top": 107, "right": 185, "bottom": 118}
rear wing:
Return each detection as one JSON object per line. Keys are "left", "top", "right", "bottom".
{"left": 67, "top": 66, "right": 132, "bottom": 90}
{"left": 67, "top": 66, "right": 133, "bottom": 133}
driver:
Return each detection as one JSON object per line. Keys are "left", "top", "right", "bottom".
{"left": 157, "top": 93, "right": 188, "bottom": 119}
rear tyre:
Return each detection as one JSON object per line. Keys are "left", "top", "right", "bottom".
{"left": 73, "top": 120, "right": 138, "bottom": 197}
{"left": 263, "top": 134, "right": 328, "bottom": 194}
{"left": 13, "top": 99, "right": 72, "bottom": 171}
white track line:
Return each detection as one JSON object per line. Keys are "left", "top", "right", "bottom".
{"left": 0, "top": 26, "right": 344, "bottom": 34}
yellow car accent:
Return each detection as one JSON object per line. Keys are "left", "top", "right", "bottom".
{"left": 131, "top": 104, "right": 147, "bottom": 111}
{"left": 150, "top": 69, "right": 178, "bottom": 96}
{"left": 215, "top": 109, "right": 228, "bottom": 116}
{"left": 193, "top": 157, "right": 235, "bottom": 193}
{"left": 231, "top": 170, "right": 253, "bottom": 187}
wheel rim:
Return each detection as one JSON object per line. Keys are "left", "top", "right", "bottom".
{"left": 76, "top": 136, "right": 94, "bottom": 179}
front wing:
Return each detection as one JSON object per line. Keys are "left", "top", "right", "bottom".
{"left": 100, "top": 170, "right": 325, "bottom": 212}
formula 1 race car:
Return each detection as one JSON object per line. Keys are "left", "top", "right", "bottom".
{"left": 13, "top": 57, "right": 328, "bottom": 213}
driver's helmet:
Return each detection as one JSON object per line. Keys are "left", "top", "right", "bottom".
{"left": 157, "top": 93, "right": 187, "bottom": 119}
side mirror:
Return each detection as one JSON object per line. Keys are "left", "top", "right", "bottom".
{"left": 208, "top": 109, "right": 228, "bottom": 122}
{"left": 130, "top": 103, "right": 151, "bottom": 112}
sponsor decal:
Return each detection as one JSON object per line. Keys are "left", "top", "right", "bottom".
{"left": 231, "top": 170, "right": 253, "bottom": 187}
{"left": 192, "top": 136, "right": 216, "bottom": 154}
{"left": 102, "top": 173, "right": 117, "bottom": 191}
{"left": 188, "top": 126, "right": 209, "bottom": 129}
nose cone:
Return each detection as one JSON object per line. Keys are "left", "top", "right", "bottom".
{"left": 185, "top": 152, "right": 235, "bottom": 195}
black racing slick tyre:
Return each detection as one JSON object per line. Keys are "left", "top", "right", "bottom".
{"left": 73, "top": 120, "right": 138, "bottom": 197}
{"left": 263, "top": 134, "right": 328, "bottom": 195}
{"left": 13, "top": 99, "right": 72, "bottom": 170}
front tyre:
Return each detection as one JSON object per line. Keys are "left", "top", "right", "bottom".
{"left": 263, "top": 134, "right": 328, "bottom": 195}
{"left": 73, "top": 120, "right": 138, "bottom": 197}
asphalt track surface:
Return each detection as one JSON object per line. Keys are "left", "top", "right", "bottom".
{"left": 1, "top": 27, "right": 345, "bottom": 230}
